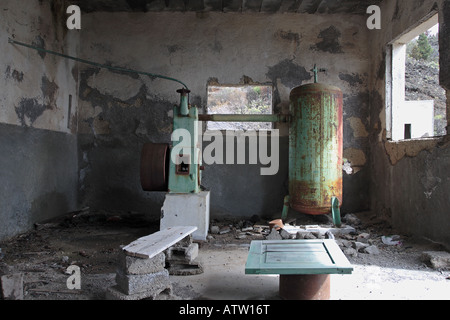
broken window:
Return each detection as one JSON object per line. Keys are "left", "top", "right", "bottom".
{"left": 206, "top": 85, "right": 273, "bottom": 131}
{"left": 387, "top": 13, "right": 447, "bottom": 141}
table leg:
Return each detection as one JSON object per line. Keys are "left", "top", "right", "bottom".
{"left": 279, "top": 274, "right": 330, "bottom": 300}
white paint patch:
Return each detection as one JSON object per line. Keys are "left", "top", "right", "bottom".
{"left": 87, "top": 69, "right": 142, "bottom": 102}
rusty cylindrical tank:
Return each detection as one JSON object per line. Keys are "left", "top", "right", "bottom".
{"left": 289, "top": 83, "right": 343, "bottom": 215}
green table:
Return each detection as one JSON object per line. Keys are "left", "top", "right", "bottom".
{"left": 245, "top": 239, "right": 353, "bottom": 300}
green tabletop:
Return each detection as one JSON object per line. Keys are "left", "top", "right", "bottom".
{"left": 245, "top": 239, "right": 353, "bottom": 275}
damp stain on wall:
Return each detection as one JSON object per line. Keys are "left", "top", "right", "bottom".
{"left": 14, "top": 75, "right": 59, "bottom": 127}
{"left": 310, "top": 26, "right": 343, "bottom": 54}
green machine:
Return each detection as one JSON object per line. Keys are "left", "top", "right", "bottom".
{"left": 140, "top": 89, "right": 203, "bottom": 194}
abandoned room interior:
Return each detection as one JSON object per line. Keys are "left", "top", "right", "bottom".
{"left": 0, "top": 0, "right": 449, "bottom": 302}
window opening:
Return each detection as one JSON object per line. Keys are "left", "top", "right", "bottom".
{"left": 206, "top": 85, "right": 273, "bottom": 131}
{"left": 387, "top": 14, "right": 446, "bottom": 141}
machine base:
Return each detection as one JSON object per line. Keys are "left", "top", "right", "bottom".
{"left": 160, "top": 191, "right": 210, "bottom": 241}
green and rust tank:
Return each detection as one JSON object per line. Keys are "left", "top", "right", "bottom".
{"left": 289, "top": 82, "right": 343, "bottom": 215}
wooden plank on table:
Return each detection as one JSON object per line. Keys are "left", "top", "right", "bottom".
{"left": 122, "top": 226, "right": 197, "bottom": 259}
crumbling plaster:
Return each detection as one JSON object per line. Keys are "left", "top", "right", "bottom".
{"left": 369, "top": 0, "right": 450, "bottom": 248}
{"left": 0, "top": 0, "right": 79, "bottom": 241}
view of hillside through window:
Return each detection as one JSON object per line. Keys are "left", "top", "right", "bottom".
{"left": 206, "top": 85, "right": 273, "bottom": 131}
{"left": 405, "top": 25, "right": 447, "bottom": 137}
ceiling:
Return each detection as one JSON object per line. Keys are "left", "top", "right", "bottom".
{"left": 72, "top": 0, "right": 383, "bottom": 14}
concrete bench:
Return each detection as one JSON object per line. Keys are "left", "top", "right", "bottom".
{"left": 122, "top": 226, "right": 197, "bottom": 259}
{"left": 107, "top": 226, "right": 198, "bottom": 300}
{"left": 245, "top": 239, "right": 353, "bottom": 300}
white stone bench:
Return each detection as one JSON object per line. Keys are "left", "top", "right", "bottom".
{"left": 106, "top": 226, "right": 198, "bottom": 300}
{"left": 122, "top": 226, "right": 197, "bottom": 259}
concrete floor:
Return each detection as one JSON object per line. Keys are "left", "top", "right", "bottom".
{"left": 171, "top": 244, "right": 450, "bottom": 300}
{"left": 1, "top": 211, "right": 449, "bottom": 300}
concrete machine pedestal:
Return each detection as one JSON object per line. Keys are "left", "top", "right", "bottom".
{"left": 245, "top": 239, "right": 353, "bottom": 300}
{"left": 160, "top": 191, "right": 210, "bottom": 241}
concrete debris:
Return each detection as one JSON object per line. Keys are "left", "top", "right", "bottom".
{"left": 356, "top": 233, "right": 371, "bottom": 243}
{"left": 343, "top": 213, "right": 361, "bottom": 225}
{"left": 353, "top": 241, "right": 370, "bottom": 252}
{"left": 266, "top": 228, "right": 282, "bottom": 240}
{"left": 296, "top": 231, "right": 317, "bottom": 239}
{"left": 421, "top": 251, "right": 450, "bottom": 270}
{"left": 210, "top": 226, "right": 220, "bottom": 234}
{"left": 235, "top": 233, "right": 247, "bottom": 239}
{"left": 280, "top": 228, "right": 295, "bottom": 239}
{"left": 219, "top": 226, "right": 231, "bottom": 234}
{"left": 280, "top": 224, "right": 356, "bottom": 239}
{"left": 364, "top": 245, "right": 380, "bottom": 255}
{"left": 343, "top": 247, "right": 358, "bottom": 257}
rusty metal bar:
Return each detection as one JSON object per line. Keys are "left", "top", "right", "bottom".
{"left": 198, "top": 113, "right": 289, "bottom": 123}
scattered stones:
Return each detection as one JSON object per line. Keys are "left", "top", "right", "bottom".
{"left": 364, "top": 245, "right": 380, "bottom": 255}
{"left": 353, "top": 241, "right": 370, "bottom": 252}
{"left": 343, "top": 213, "right": 361, "bottom": 226}
{"left": 343, "top": 247, "right": 358, "bottom": 257}
{"left": 210, "top": 226, "right": 220, "bottom": 234}
{"left": 357, "top": 233, "right": 371, "bottom": 243}
{"left": 266, "top": 228, "right": 282, "bottom": 240}
{"left": 296, "top": 231, "right": 317, "bottom": 239}
{"left": 219, "top": 226, "right": 231, "bottom": 235}
{"left": 280, "top": 228, "right": 295, "bottom": 239}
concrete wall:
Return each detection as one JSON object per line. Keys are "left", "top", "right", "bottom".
{"left": 0, "top": 0, "right": 79, "bottom": 241}
{"left": 77, "top": 11, "right": 373, "bottom": 220}
{"left": 369, "top": 0, "right": 450, "bottom": 248}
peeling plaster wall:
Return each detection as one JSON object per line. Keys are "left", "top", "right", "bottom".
{"left": 78, "top": 11, "right": 373, "bottom": 219}
{"left": 0, "top": 0, "right": 79, "bottom": 241}
{"left": 369, "top": 0, "right": 450, "bottom": 248}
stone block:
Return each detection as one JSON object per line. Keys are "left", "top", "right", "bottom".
{"left": 1, "top": 273, "right": 23, "bottom": 300}
{"left": 167, "top": 261, "right": 203, "bottom": 276}
{"left": 115, "top": 269, "right": 170, "bottom": 295}
{"left": 421, "top": 251, "right": 450, "bottom": 269}
{"left": 172, "top": 234, "right": 193, "bottom": 248}
{"left": 118, "top": 250, "right": 165, "bottom": 275}
{"left": 165, "top": 243, "right": 198, "bottom": 263}
{"left": 105, "top": 284, "right": 172, "bottom": 300}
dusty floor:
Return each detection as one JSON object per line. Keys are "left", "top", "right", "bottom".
{"left": 0, "top": 209, "right": 449, "bottom": 300}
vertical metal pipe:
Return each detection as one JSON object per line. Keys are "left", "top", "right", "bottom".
{"left": 177, "top": 89, "right": 190, "bottom": 116}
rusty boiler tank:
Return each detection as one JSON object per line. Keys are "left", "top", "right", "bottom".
{"left": 288, "top": 81, "right": 343, "bottom": 215}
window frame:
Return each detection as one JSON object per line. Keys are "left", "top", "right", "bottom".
{"left": 385, "top": 12, "right": 445, "bottom": 141}
{"left": 205, "top": 83, "right": 275, "bottom": 132}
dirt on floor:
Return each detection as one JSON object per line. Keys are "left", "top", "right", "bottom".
{"left": 0, "top": 209, "right": 449, "bottom": 300}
